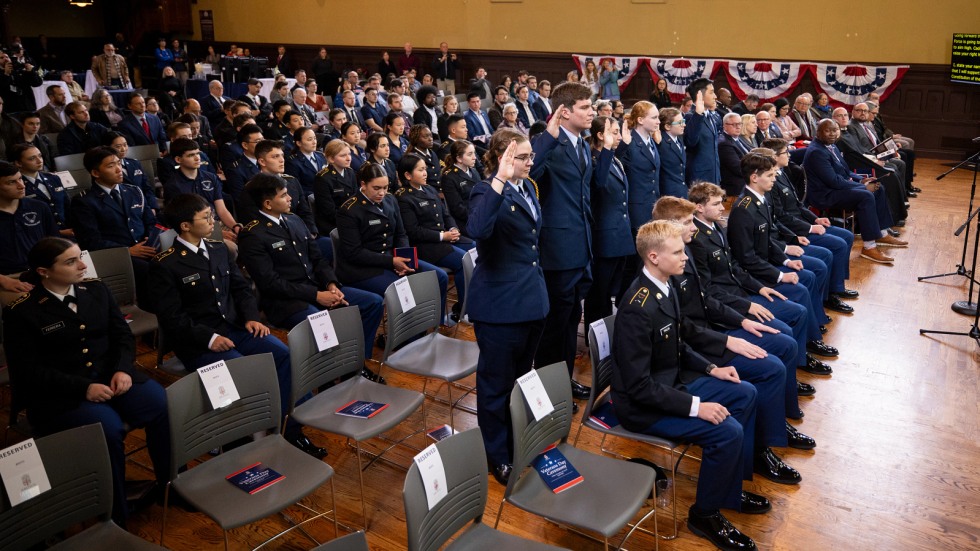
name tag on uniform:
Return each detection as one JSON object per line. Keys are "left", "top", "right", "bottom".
{"left": 712, "top": 249, "right": 722, "bottom": 259}
{"left": 678, "top": 278, "right": 688, "bottom": 290}
{"left": 369, "top": 219, "right": 381, "bottom": 226}
{"left": 659, "top": 324, "right": 672, "bottom": 337}
{"left": 53, "top": 187, "right": 64, "bottom": 192}
{"left": 182, "top": 273, "right": 201, "bottom": 284}
{"left": 758, "top": 223, "right": 767, "bottom": 231}
{"left": 271, "top": 240, "right": 286, "bottom": 249}
{"left": 419, "top": 200, "right": 430, "bottom": 207}
{"left": 41, "top": 321, "right": 65, "bottom": 334}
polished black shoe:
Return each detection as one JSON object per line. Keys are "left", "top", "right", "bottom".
{"left": 911, "top": 186, "right": 922, "bottom": 193}
{"left": 906, "top": 190, "right": 918, "bottom": 198}
{"left": 753, "top": 448, "right": 802, "bottom": 485}
{"left": 832, "top": 288, "right": 860, "bottom": 299}
{"left": 886, "top": 228, "right": 901, "bottom": 237}
{"left": 797, "top": 381, "right": 816, "bottom": 396}
{"left": 824, "top": 296, "right": 854, "bottom": 314}
{"left": 287, "top": 434, "right": 328, "bottom": 459}
{"left": 786, "top": 422, "right": 816, "bottom": 450}
{"left": 361, "top": 366, "right": 386, "bottom": 385}
{"left": 806, "top": 340, "right": 838, "bottom": 358}
{"left": 739, "top": 491, "right": 772, "bottom": 514}
{"left": 687, "top": 508, "right": 757, "bottom": 550}
{"left": 491, "top": 463, "right": 512, "bottom": 485}
{"left": 570, "top": 379, "right": 592, "bottom": 400}
{"left": 800, "top": 354, "right": 833, "bottom": 375}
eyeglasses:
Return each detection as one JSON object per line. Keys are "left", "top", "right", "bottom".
{"left": 515, "top": 153, "right": 536, "bottom": 162}
{"left": 853, "top": 108, "right": 868, "bottom": 113}
{"left": 668, "top": 121, "right": 686, "bottom": 126}
{"left": 194, "top": 212, "right": 215, "bottom": 223}
{"left": 724, "top": 122, "right": 743, "bottom": 127}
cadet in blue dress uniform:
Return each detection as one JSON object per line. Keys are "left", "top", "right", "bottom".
{"left": 163, "top": 138, "right": 241, "bottom": 239}
{"left": 620, "top": 101, "right": 662, "bottom": 230}
{"left": 340, "top": 122, "right": 367, "bottom": 172}
{"left": 683, "top": 79, "right": 722, "bottom": 186}
{"left": 102, "top": 133, "right": 159, "bottom": 212}
{"left": 284, "top": 127, "right": 326, "bottom": 197}
{"left": 224, "top": 124, "right": 264, "bottom": 201}
{"left": 0, "top": 162, "right": 60, "bottom": 276}
{"left": 657, "top": 107, "right": 689, "bottom": 198}
{"left": 366, "top": 133, "right": 399, "bottom": 192}
{"left": 406, "top": 125, "right": 442, "bottom": 189}
{"left": 440, "top": 140, "right": 481, "bottom": 236}
{"left": 466, "top": 131, "right": 549, "bottom": 484}
{"left": 4, "top": 237, "right": 170, "bottom": 524}
{"left": 12, "top": 143, "right": 70, "bottom": 233}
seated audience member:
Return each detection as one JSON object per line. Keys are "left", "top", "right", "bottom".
{"left": 440, "top": 139, "right": 479, "bottom": 234}
{"left": 61, "top": 70, "right": 90, "bottom": 104}
{"left": 102, "top": 131, "right": 157, "bottom": 213}
{"left": 149, "top": 193, "right": 326, "bottom": 458}
{"left": 649, "top": 77, "right": 673, "bottom": 110}
{"left": 215, "top": 112, "right": 256, "bottom": 169}
{"left": 238, "top": 77, "right": 270, "bottom": 117}
{"left": 683, "top": 78, "right": 721, "bottom": 185}
{"left": 867, "top": 101, "right": 917, "bottom": 195}
{"left": 436, "top": 94, "right": 459, "bottom": 142}
{"left": 412, "top": 86, "right": 440, "bottom": 139}
{"left": 594, "top": 99, "right": 613, "bottom": 118}
{"left": 238, "top": 173, "right": 384, "bottom": 364}
{"left": 202, "top": 80, "right": 229, "bottom": 127}
{"left": 360, "top": 87, "right": 386, "bottom": 134}
{"left": 160, "top": 121, "right": 217, "bottom": 187}
{"left": 464, "top": 92, "right": 494, "bottom": 150}
{"left": 11, "top": 143, "right": 69, "bottom": 234}
{"left": 37, "top": 84, "right": 68, "bottom": 134}
{"left": 117, "top": 92, "right": 167, "bottom": 151}
{"left": 339, "top": 89, "right": 366, "bottom": 130}
{"left": 611, "top": 220, "right": 776, "bottom": 551}
{"left": 718, "top": 112, "right": 752, "bottom": 196}
{"left": 513, "top": 85, "right": 537, "bottom": 129}
{"left": 755, "top": 106, "right": 782, "bottom": 143}
{"left": 773, "top": 99, "right": 801, "bottom": 142}
{"left": 727, "top": 152, "right": 838, "bottom": 359}
{"left": 714, "top": 87, "right": 733, "bottom": 118}
{"left": 224, "top": 123, "right": 264, "bottom": 200}
{"left": 657, "top": 107, "right": 688, "bottom": 198}
{"left": 790, "top": 95, "right": 819, "bottom": 141}
{"left": 387, "top": 92, "right": 415, "bottom": 139}
{"left": 305, "top": 79, "right": 329, "bottom": 113}
{"left": 164, "top": 138, "right": 242, "bottom": 248}
{"left": 405, "top": 124, "right": 441, "bottom": 188}
{"left": 487, "top": 85, "right": 510, "bottom": 130}
{"left": 731, "top": 94, "right": 760, "bottom": 115}
{"left": 323, "top": 108, "right": 347, "bottom": 143}
{"left": 813, "top": 93, "right": 832, "bottom": 119}
{"left": 802, "top": 119, "right": 908, "bottom": 264}
{"left": 385, "top": 112, "right": 409, "bottom": 165}
{"left": 58, "top": 103, "right": 109, "bottom": 155}
{"left": 277, "top": 111, "right": 305, "bottom": 154}
{"left": 687, "top": 182, "right": 825, "bottom": 380}
{"left": 181, "top": 99, "right": 215, "bottom": 147}
{"left": 313, "top": 139, "right": 357, "bottom": 234}
{"left": 289, "top": 88, "right": 318, "bottom": 131}
{"left": 395, "top": 153, "right": 474, "bottom": 320}
{"left": 468, "top": 67, "right": 492, "bottom": 101}
{"left": 156, "top": 67, "right": 183, "bottom": 118}
{"left": 532, "top": 79, "right": 554, "bottom": 122}
{"left": 4, "top": 237, "right": 170, "bottom": 525}
{"left": 679, "top": 96, "right": 694, "bottom": 115}
{"left": 366, "top": 132, "right": 398, "bottom": 191}
{"left": 269, "top": 80, "right": 290, "bottom": 104}
{"left": 284, "top": 126, "right": 326, "bottom": 197}
{"left": 89, "top": 88, "right": 123, "bottom": 128}
{"left": 867, "top": 99, "right": 914, "bottom": 151}
{"left": 848, "top": 103, "right": 910, "bottom": 201}
{"left": 389, "top": 78, "right": 417, "bottom": 116}
{"left": 340, "top": 122, "right": 368, "bottom": 171}
{"left": 145, "top": 97, "right": 171, "bottom": 128}
{"left": 213, "top": 100, "right": 252, "bottom": 148}
{"left": 236, "top": 139, "right": 316, "bottom": 237}
{"left": 0, "top": 161, "right": 59, "bottom": 286}
{"left": 335, "top": 163, "right": 449, "bottom": 321}
{"left": 741, "top": 114, "right": 760, "bottom": 149}
{"left": 436, "top": 114, "right": 475, "bottom": 164}
{"left": 14, "top": 111, "right": 55, "bottom": 170}
{"left": 496, "top": 103, "right": 528, "bottom": 135}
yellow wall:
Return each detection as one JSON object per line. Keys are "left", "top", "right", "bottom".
{"left": 191, "top": 0, "right": 979, "bottom": 65}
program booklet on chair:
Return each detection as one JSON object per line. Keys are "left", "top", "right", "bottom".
{"left": 532, "top": 444, "right": 584, "bottom": 494}
{"left": 426, "top": 424, "right": 459, "bottom": 442}
{"left": 589, "top": 401, "right": 620, "bottom": 430}
{"left": 226, "top": 462, "right": 285, "bottom": 494}
{"left": 394, "top": 247, "right": 418, "bottom": 271}
{"left": 335, "top": 400, "right": 389, "bottom": 418}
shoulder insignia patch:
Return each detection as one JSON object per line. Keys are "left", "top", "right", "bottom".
{"left": 204, "top": 238, "right": 221, "bottom": 243}
{"left": 630, "top": 287, "right": 650, "bottom": 307}
{"left": 316, "top": 166, "right": 330, "bottom": 177}
{"left": 395, "top": 187, "right": 406, "bottom": 196}
{"left": 153, "top": 247, "right": 175, "bottom": 261}
{"left": 243, "top": 220, "right": 259, "bottom": 232}
{"left": 737, "top": 196, "right": 752, "bottom": 209}
{"left": 527, "top": 177, "right": 540, "bottom": 199}
{"left": 7, "top": 292, "right": 29, "bottom": 309}
{"left": 341, "top": 196, "right": 357, "bottom": 210}
{"left": 692, "top": 228, "right": 700, "bottom": 239}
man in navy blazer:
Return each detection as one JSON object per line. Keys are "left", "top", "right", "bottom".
{"left": 463, "top": 93, "right": 494, "bottom": 149}
{"left": 117, "top": 93, "right": 167, "bottom": 152}
{"left": 684, "top": 78, "right": 722, "bottom": 186}
{"left": 530, "top": 81, "right": 613, "bottom": 398}
{"left": 202, "top": 80, "right": 229, "bottom": 128}
{"left": 717, "top": 112, "right": 753, "bottom": 196}
{"left": 801, "top": 120, "right": 907, "bottom": 264}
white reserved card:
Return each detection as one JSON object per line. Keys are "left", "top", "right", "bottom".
{"left": 0, "top": 438, "right": 52, "bottom": 506}
{"left": 199, "top": 360, "right": 241, "bottom": 409}
{"left": 467, "top": 247, "right": 478, "bottom": 263}
{"left": 78, "top": 250, "right": 99, "bottom": 280}
{"left": 308, "top": 309, "right": 339, "bottom": 352}
{"left": 413, "top": 443, "right": 448, "bottom": 510}
{"left": 394, "top": 276, "right": 416, "bottom": 312}
{"left": 55, "top": 170, "right": 78, "bottom": 188}
{"left": 590, "top": 319, "right": 610, "bottom": 361}
{"left": 517, "top": 369, "right": 555, "bottom": 421}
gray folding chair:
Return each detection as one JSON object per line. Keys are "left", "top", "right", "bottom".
{"left": 450, "top": 248, "right": 476, "bottom": 338}
{"left": 86, "top": 247, "right": 158, "bottom": 341}
{"left": 287, "top": 306, "right": 424, "bottom": 529}
{"left": 495, "top": 362, "right": 658, "bottom": 551}
{"left": 0, "top": 423, "right": 166, "bottom": 551}
{"left": 575, "top": 313, "right": 697, "bottom": 540}
{"left": 404, "top": 428, "right": 568, "bottom": 551}
{"left": 380, "top": 271, "right": 479, "bottom": 431}
{"left": 158, "top": 228, "right": 178, "bottom": 251}
{"left": 43, "top": 133, "right": 60, "bottom": 157}
{"left": 160, "top": 353, "right": 338, "bottom": 550}
{"left": 310, "top": 531, "right": 368, "bottom": 551}
{"left": 53, "top": 153, "right": 91, "bottom": 191}
{"left": 127, "top": 143, "right": 161, "bottom": 185}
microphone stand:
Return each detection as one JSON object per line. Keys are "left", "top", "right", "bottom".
{"left": 920, "top": 204, "right": 980, "bottom": 345}
{"left": 918, "top": 149, "right": 980, "bottom": 316}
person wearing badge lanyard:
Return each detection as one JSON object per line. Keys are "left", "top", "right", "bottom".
{"left": 3, "top": 237, "right": 170, "bottom": 526}
{"left": 465, "top": 129, "right": 548, "bottom": 485}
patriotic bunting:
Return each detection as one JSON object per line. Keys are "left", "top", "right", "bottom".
{"left": 723, "top": 61, "right": 811, "bottom": 102}
{"left": 811, "top": 64, "right": 909, "bottom": 107}
{"left": 646, "top": 58, "right": 723, "bottom": 102}
{"left": 572, "top": 54, "right": 647, "bottom": 91}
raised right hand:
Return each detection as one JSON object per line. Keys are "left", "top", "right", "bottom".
{"left": 695, "top": 90, "right": 705, "bottom": 114}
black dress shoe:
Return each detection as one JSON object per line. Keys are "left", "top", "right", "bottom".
{"left": 800, "top": 354, "right": 833, "bottom": 375}
{"left": 786, "top": 422, "right": 816, "bottom": 450}
{"left": 739, "top": 491, "right": 772, "bottom": 514}
{"left": 819, "top": 325, "right": 828, "bottom": 335}
{"left": 797, "top": 381, "right": 816, "bottom": 396}
{"left": 911, "top": 186, "right": 921, "bottom": 193}
{"left": 823, "top": 296, "right": 854, "bottom": 314}
{"left": 906, "top": 191, "right": 918, "bottom": 198}
{"left": 887, "top": 228, "right": 901, "bottom": 237}
{"left": 687, "top": 508, "right": 757, "bottom": 550}
{"left": 806, "top": 340, "right": 838, "bottom": 358}
{"left": 753, "top": 448, "right": 802, "bottom": 485}
{"left": 287, "top": 434, "right": 328, "bottom": 459}
{"left": 361, "top": 366, "right": 386, "bottom": 385}
{"left": 491, "top": 463, "right": 512, "bottom": 485}
{"left": 832, "top": 288, "right": 859, "bottom": 299}
{"left": 570, "top": 379, "right": 591, "bottom": 400}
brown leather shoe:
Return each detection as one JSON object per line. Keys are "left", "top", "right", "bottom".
{"left": 877, "top": 235, "right": 908, "bottom": 248}
{"left": 860, "top": 247, "right": 894, "bottom": 263}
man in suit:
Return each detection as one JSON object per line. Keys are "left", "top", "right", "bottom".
{"left": 731, "top": 94, "right": 759, "bottom": 116}
{"left": 413, "top": 86, "right": 440, "bottom": 138}
{"left": 202, "top": 80, "right": 229, "bottom": 128}
{"left": 714, "top": 87, "right": 733, "bottom": 118}
{"left": 289, "top": 88, "right": 319, "bottom": 131}
{"left": 530, "top": 81, "right": 614, "bottom": 398}
{"left": 238, "top": 174, "right": 383, "bottom": 363}
{"left": 91, "top": 43, "right": 130, "bottom": 88}
{"left": 71, "top": 147, "right": 159, "bottom": 305}
{"left": 718, "top": 112, "right": 753, "bottom": 196}
{"left": 727, "top": 152, "right": 839, "bottom": 360}
{"left": 487, "top": 86, "right": 510, "bottom": 130}
{"left": 802, "top": 119, "right": 908, "bottom": 263}
{"left": 273, "top": 45, "right": 293, "bottom": 76}
{"left": 531, "top": 79, "right": 553, "bottom": 122}
{"left": 867, "top": 101, "right": 918, "bottom": 195}
{"left": 848, "top": 103, "right": 909, "bottom": 200}
{"left": 57, "top": 103, "right": 109, "bottom": 156}
{"left": 149, "top": 192, "right": 326, "bottom": 458}
{"left": 611, "top": 219, "right": 779, "bottom": 551}
{"left": 755, "top": 109, "right": 782, "bottom": 144}
{"left": 37, "top": 84, "right": 68, "bottom": 134}
{"left": 684, "top": 78, "right": 721, "bottom": 186}
{"left": 340, "top": 90, "right": 366, "bottom": 131}
{"left": 791, "top": 95, "right": 819, "bottom": 141}
{"left": 464, "top": 92, "right": 494, "bottom": 150}
{"left": 117, "top": 93, "right": 167, "bottom": 152}
{"left": 237, "top": 77, "right": 269, "bottom": 118}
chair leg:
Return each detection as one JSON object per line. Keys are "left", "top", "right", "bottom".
{"left": 330, "top": 477, "right": 339, "bottom": 538}
{"left": 160, "top": 483, "right": 170, "bottom": 546}
{"left": 223, "top": 530, "right": 229, "bottom": 551}
{"left": 447, "top": 383, "right": 455, "bottom": 433}
{"left": 356, "top": 441, "right": 368, "bottom": 530}
{"left": 493, "top": 499, "right": 506, "bottom": 529}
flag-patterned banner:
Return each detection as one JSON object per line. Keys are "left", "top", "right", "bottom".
{"left": 723, "top": 61, "right": 812, "bottom": 102}
{"left": 811, "top": 64, "right": 909, "bottom": 107}
{"left": 572, "top": 54, "right": 647, "bottom": 91}
{"left": 645, "top": 58, "right": 724, "bottom": 102}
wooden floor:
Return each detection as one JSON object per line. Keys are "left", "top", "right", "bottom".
{"left": 5, "top": 158, "right": 979, "bottom": 550}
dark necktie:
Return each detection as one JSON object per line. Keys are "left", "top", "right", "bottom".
{"left": 279, "top": 218, "right": 289, "bottom": 233}
{"left": 197, "top": 246, "right": 208, "bottom": 262}
{"left": 577, "top": 139, "right": 587, "bottom": 173}
{"left": 141, "top": 117, "right": 151, "bottom": 138}
{"left": 110, "top": 188, "right": 124, "bottom": 211}
{"left": 63, "top": 294, "right": 77, "bottom": 306}
{"left": 863, "top": 123, "right": 877, "bottom": 146}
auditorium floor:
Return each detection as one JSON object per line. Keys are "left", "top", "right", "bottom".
{"left": 6, "top": 158, "right": 978, "bottom": 550}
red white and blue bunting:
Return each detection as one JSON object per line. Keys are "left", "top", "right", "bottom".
{"left": 722, "top": 61, "right": 810, "bottom": 102}
{"left": 811, "top": 63, "right": 909, "bottom": 107}
{"left": 646, "top": 58, "right": 723, "bottom": 102}
{"left": 571, "top": 54, "right": 646, "bottom": 91}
